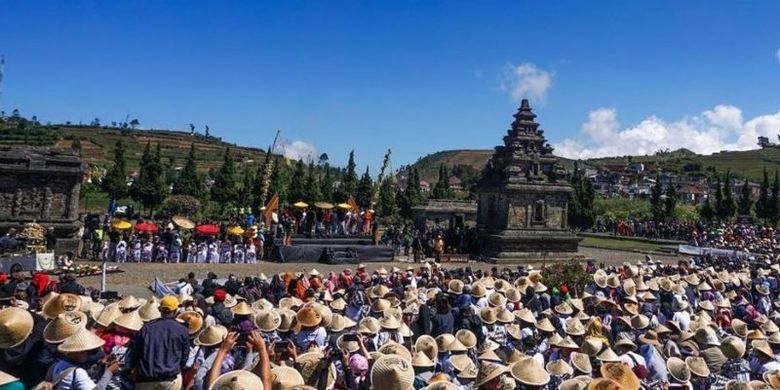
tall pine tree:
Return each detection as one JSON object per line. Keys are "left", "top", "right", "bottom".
{"left": 721, "top": 171, "right": 736, "bottom": 220}
{"left": 714, "top": 176, "right": 724, "bottom": 221}
{"left": 172, "top": 143, "right": 203, "bottom": 198}
{"left": 377, "top": 177, "right": 397, "bottom": 216}
{"left": 398, "top": 169, "right": 423, "bottom": 219}
{"left": 650, "top": 174, "right": 665, "bottom": 221}
{"left": 287, "top": 160, "right": 307, "bottom": 202}
{"left": 431, "top": 164, "right": 451, "bottom": 199}
{"left": 336, "top": 150, "right": 358, "bottom": 201}
{"left": 131, "top": 143, "right": 167, "bottom": 216}
{"left": 268, "top": 156, "right": 290, "bottom": 204}
{"left": 771, "top": 170, "right": 780, "bottom": 225}
{"left": 567, "top": 162, "right": 595, "bottom": 230}
{"left": 320, "top": 167, "right": 334, "bottom": 201}
{"left": 756, "top": 168, "right": 771, "bottom": 220}
{"left": 210, "top": 148, "right": 239, "bottom": 211}
{"left": 304, "top": 161, "right": 322, "bottom": 201}
{"left": 356, "top": 166, "right": 374, "bottom": 208}
{"left": 101, "top": 140, "right": 129, "bottom": 201}
{"left": 737, "top": 179, "right": 753, "bottom": 216}
{"left": 238, "top": 170, "right": 255, "bottom": 210}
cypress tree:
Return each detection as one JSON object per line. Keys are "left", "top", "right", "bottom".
{"left": 210, "top": 148, "right": 239, "bottom": 211}
{"left": 131, "top": 142, "right": 167, "bottom": 216}
{"left": 268, "top": 156, "right": 290, "bottom": 204}
{"left": 337, "top": 150, "right": 358, "bottom": 201}
{"left": 102, "top": 139, "right": 129, "bottom": 201}
{"left": 172, "top": 143, "right": 203, "bottom": 198}
{"left": 714, "top": 176, "right": 724, "bottom": 221}
{"left": 756, "top": 168, "right": 771, "bottom": 220}
{"left": 377, "top": 177, "right": 397, "bottom": 216}
{"left": 722, "top": 171, "right": 736, "bottom": 220}
{"left": 699, "top": 195, "right": 715, "bottom": 222}
{"left": 737, "top": 179, "right": 753, "bottom": 216}
{"left": 356, "top": 166, "right": 374, "bottom": 208}
{"left": 320, "top": 167, "right": 334, "bottom": 201}
{"left": 304, "top": 161, "right": 322, "bottom": 201}
{"left": 664, "top": 182, "right": 677, "bottom": 220}
{"left": 650, "top": 174, "right": 665, "bottom": 221}
{"left": 287, "top": 159, "right": 307, "bottom": 202}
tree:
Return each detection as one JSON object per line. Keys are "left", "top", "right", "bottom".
{"left": 189, "top": 123, "right": 195, "bottom": 135}
{"left": 398, "top": 169, "right": 423, "bottom": 219}
{"left": 160, "top": 195, "right": 201, "bottom": 217}
{"left": 172, "top": 143, "right": 204, "bottom": 198}
{"left": 91, "top": 118, "right": 100, "bottom": 127}
{"left": 287, "top": 160, "right": 307, "bottom": 202}
{"left": 568, "top": 162, "right": 596, "bottom": 230}
{"left": 756, "top": 168, "right": 771, "bottom": 220}
{"left": 238, "top": 169, "right": 255, "bottom": 210}
{"left": 699, "top": 195, "right": 716, "bottom": 222}
{"left": 131, "top": 143, "right": 167, "bottom": 216}
{"left": 129, "top": 119, "right": 140, "bottom": 129}
{"left": 318, "top": 153, "right": 329, "bottom": 166}
{"left": 714, "top": 176, "right": 724, "bottom": 221}
{"left": 722, "top": 171, "right": 736, "bottom": 221}
{"left": 377, "top": 177, "right": 397, "bottom": 216}
{"left": 210, "top": 148, "right": 239, "bottom": 211}
{"left": 269, "top": 156, "right": 290, "bottom": 204}
{"left": 771, "top": 171, "right": 780, "bottom": 225}
{"left": 205, "top": 126, "right": 210, "bottom": 137}
{"left": 320, "top": 167, "right": 334, "bottom": 201}
{"left": 431, "top": 164, "right": 451, "bottom": 199}
{"left": 738, "top": 179, "right": 753, "bottom": 216}
{"left": 304, "top": 162, "right": 322, "bottom": 201}
{"left": 101, "top": 140, "right": 129, "bottom": 201}
{"left": 356, "top": 166, "right": 374, "bottom": 209}
{"left": 650, "top": 174, "right": 665, "bottom": 221}
{"left": 336, "top": 150, "right": 358, "bottom": 201}
{"left": 664, "top": 182, "right": 677, "bottom": 219}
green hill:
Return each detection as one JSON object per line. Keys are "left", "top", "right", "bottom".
{"left": 409, "top": 147, "right": 780, "bottom": 182}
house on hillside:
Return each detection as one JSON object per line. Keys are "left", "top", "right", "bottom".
{"left": 448, "top": 176, "right": 463, "bottom": 191}
{"left": 419, "top": 180, "right": 431, "bottom": 192}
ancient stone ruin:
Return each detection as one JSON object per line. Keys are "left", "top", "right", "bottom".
{"left": 476, "top": 99, "right": 580, "bottom": 263}
{"left": 0, "top": 146, "right": 85, "bottom": 253}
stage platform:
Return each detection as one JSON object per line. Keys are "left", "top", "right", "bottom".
{"left": 270, "top": 235, "right": 395, "bottom": 264}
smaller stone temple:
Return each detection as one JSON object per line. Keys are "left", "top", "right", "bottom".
{"left": 0, "top": 146, "right": 85, "bottom": 253}
{"left": 476, "top": 99, "right": 580, "bottom": 263}
{"left": 412, "top": 199, "right": 477, "bottom": 230}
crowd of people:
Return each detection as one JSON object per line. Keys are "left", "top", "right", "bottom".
{"left": 3, "top": 251, "right": 780, "bottom": 390}
{"left": 689, "top": 225, "right": 779, "bottom": 256}
{"left": 593, "top": 220, "right": 696, "bottom": 242}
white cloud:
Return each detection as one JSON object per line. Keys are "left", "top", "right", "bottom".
{"left": 776, "top": 48, "right": 780, "bottom": 64}
{"left": 274, "top": 139, "right": 317, "bottom": 163}
{"left": 553, "top": 105, "right": 780, "bottom": 159}
{"left": 500, "top": 63, "right": 552, "bottom": 104}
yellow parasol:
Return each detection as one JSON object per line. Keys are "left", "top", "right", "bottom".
{"left": 172, "top": 215, "right": 195, "bottom": 230}
{"left": 111, "top": 219, "right": 132, "bottom": 230}
{"left": 337, "top": 203, "right": 351, "bottom": 210}
{"left": 293, "top": 201, "right": 309, "bottom": 208}
{"left": 314, "top": 201, "right": 334, "bottom": 209}
{"left": 226, "top": 225, "right": 245, "bottom": 235}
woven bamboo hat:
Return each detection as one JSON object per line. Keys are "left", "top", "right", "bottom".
{"left": 511, "top": 357, "right": 550, "bottom": 386}
{"left": 457, "top": 361, "right": 479, "bottom": 380}
{"left": 475, "top": 362, "right": 508, "bottom": 387}
{"left": 329, "top": 297, "right": 347, "bottom": 311}
{"left": 209, "top": 370, "right": 264, "bottom": 390}
{"left": 271, "top": 366, "right": 305, "bottom": 390}
{"left": 44, "top": 310, "right": 88, "bottom": 344}
{"left": 721, "top": 336, "right": 746, "bottom": 359}
{"left": 336, "top": 334, "right": 360, "bottom": 353}
{"left": 137, "top": 299, "right": 161, "bottom": 322}
{"left": 0, "top": 307, "right": 33, "bottom": 348}
{"left": 570, "top": 352, "right": 593, "bottom": 374}
{"left": 297, "top": 352, "right": 336, "bottom": 388}
{"left": 195, "top": 325, "right": 228, "bottom": 347}
{"left": 666, "top": 357, "right": 691, "bottom": 383}
{"left": 546, "top": 359, "right": 574, "bottom": 377}
{"left": 565, "top": 317, "right": 586, "bottom": 336}
{"left": 95, "top": 303, "right": 122, "bottom": 328}
{"left": 117, "top": 295, "right": 146, "bottom": 311}
{"left": 424, "top": 382, "right": 459, "bottom": 390}
{"left": 42, "top": 292, "right": 81, "bottom": 319}
{"left": 448, "top": 279, "right": 464, "bottom": 295}
{"left": 685, "top": 356, "right": 710, "bottom": 378}
{"left": 559, "top": 377, "right": 590, "bottom": 390}
{"left": 415, "top": 335, "right": 438, "bottom": 361}
{"left": 411, "top": 351, "right": 435, "bottom": 368}
{"left": 597, "top": 347, "right": 621, "bottom": 363}
{"left": 176, "top": 310, "right": 204, "bottom": 335}
{"left": 435, "top": 333, "right": 456, "bottom": 352}
{"left": 398, "top": 322, "right": 413, "bottom": 338}
{"left": 379, "top": 315, "right": 401, "bottom": 330}
{"left": 79, "top": 297, "right": 104, "bottom": 321}
{"left": 278, "top": 296, "right": 303, "bottom": 310}
{"left": 57, "top": 328, "right": 105, "bottom": 353}
{"left": 113, "top": 310, "right": 144, "bottom": 332}
{"left": 588, "top": 378, "right": 622, "bottom": 390}
{"left": 581, "top": 337, "right": 604, "bottom": 357}
{"left": 251, "top": 298, "right": 274, "bottom": 311}
{"left": 378, "top": 341, "right": 413, "bottom": 362}
{"left": 230, "top": 301, "right": 253, "bottom": 316}
{"left": 254, "top": 310, "right": 282, "bottom": 332}
{"left": 535, "top": 317, "right": 556, "bottom": 333}
{"left": 479, "top": 307, "right": 498, "bottom": 325}
{"left": 600, "top": 362, "right": 640, "bottom": 390}
{"left": 276, "top": 308, "right": 296, "bottom": 332}
{"left": 371, "top": 354, "right": 415, "bottom": 390}
{"left": 455, "top": 329, "right": 477, "bottom": 349}
{"left": 296, "top": 306, "right": 322, "bottom": 328}
{"left": 307, "top": 302, "right": 333, "bottom": 328}
{"left": 328, "top": 314, "right": 356, "bottom": 333}
{"left": 358, "top": 317, "right": 380, "bottom": 335}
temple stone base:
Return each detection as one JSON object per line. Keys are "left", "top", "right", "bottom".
{"left": 481, "top": 230, "right": 582, "bottom": 263}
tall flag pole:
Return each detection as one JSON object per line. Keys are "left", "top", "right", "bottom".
{"left": 0, "top": 55, "right": 5, "bottom": 112}
{"left": 259, "top": 129, "right": 281, "bottom": 207}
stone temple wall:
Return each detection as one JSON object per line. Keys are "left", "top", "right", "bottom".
{"left": 0, "top": 147, "right": 85, "bottom": 254}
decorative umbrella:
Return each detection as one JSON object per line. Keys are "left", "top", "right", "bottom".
{"left": 134, "top": 221, "right": 159, "bottom": 234}
{"left": 172, "top": 215, "right": 195, "bottom": 230}
{"left": 111, "top": 219, "right": 132, "bottom": 230}
{"left": 195, "top": 224, "right": 221, "bottom": 236}
{"left": 314, "top": 201, "right": 334, "bottom": 209}
{"left": 226, "top": 225, "right": 245, "bottom": 235}
{"left": 337, "top": 203, "right": 351, "bottom": 210}
{"left": 293, "top": 201, "right": 309, "bottom": 208}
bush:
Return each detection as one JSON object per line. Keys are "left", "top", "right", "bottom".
{"left": 159, "top": 195, "right": 201, "bottom": 217}
{"left": 541, "top": 259, "right": 592, "bottom": 298}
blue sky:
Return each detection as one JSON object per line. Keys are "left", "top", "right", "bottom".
{"left": 2, "top": 1, "right": 780, "bottom": 170}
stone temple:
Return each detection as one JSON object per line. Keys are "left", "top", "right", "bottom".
{"left": 476, "top": 99, "right": 580, "bottom": 263}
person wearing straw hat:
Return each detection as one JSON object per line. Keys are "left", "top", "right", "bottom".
{"left": 204, "top": 330, "right": 271, "bottom": 390}
{"left": 686, "top": 356, "right": 729, "bottom": 390}
{"left": 719, "top": 336, "right": 750, "bottom": 383}
{"left": 0, "top": 306, "right": 49, "bottom": 386}
{"left": 50, "top": 328, "right": 118, "bottom": 390}
{"left": 126, "top": 295, "right": 190, "bottom": 390}
{"left": 293, "top": 306, "right": 326, "bottom": 351}
{"left": 191, "top": 325, "right": 229, "bottom": 390}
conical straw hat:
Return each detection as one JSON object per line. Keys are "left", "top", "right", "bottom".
{"left": 271, "top": 366, "right": 304, "bottom": 390}
{"left": 415, "top": 335, "right": 438, "bottom": 361}
{"left": 254, "top": 310, "right": 281, "bottom": 332}
{"left": 117, "top": 295, "right": 146, "bottom": 311}
{"left": 378, "top": 341, "right": 413, "bottom": 362}
{"left": 95, "top": 303, "right": 123, "bottom": 328}
{"left": 195, "top": 325, "right": 228, "bottom": 347}
{"left": 42, "top": 293, "right": 81, "bottom": 319}
{"left": 666, "top": 357, "right": 691, "bottom": 383}
{"left": 600, "top": 362, "right": 640, "bottom": 390}
{"left": 79, "top": 297, "right": 105, "bottom": 321}
{"left": 546, "top": 359, "right": 574, "bottom": 376}
{"left": 411, "top": 351, "right": 435, "bottom": 367}
{"left": 475, "top": 362, "right": 508, "bottom": 387}
{"left": 44, "top": 311, "right": 88, "bottom": 344}
{"left": 456, "top": 329, "right": 477, "bottom": 349}
{"left": 209, "top": 369, "right": 264, "bottom": 390}
{"left": 113, "top": 310, "right": 144, "bottom": 331}
{"left": 177, "top": 310, "right": 204, "bottom": 335}
{"left": 296, "top": 306, "right": 322, "bottom": 328}
{"left": 0, "top": 307, "right": 34, "bottom": 348}
{"left": 511, "top": 357, "right": 550, "bottom": 386}
{"left": 138, "top": 299, "right": 161, "bottom": 322}
{"left": 57, "top": 328, "right": 105, "bottom": 353}
{"left": 230, "top": 301, "right": 253, "bottom": 316}
{"left": 276, "top": 308, "right": 296, "bottom": 332}
{"left": 337, "top": 334, "right": 360, "bottom": 353}
{"left": 371, "top": 354, "right": 415, "bottom": 390}
{"left": 251, "top": 298, "right": 274, "bottom": 311}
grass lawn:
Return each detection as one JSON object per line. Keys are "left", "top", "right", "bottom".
{"left": 580, "top": 236, "right": 666, "bottom": 252}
